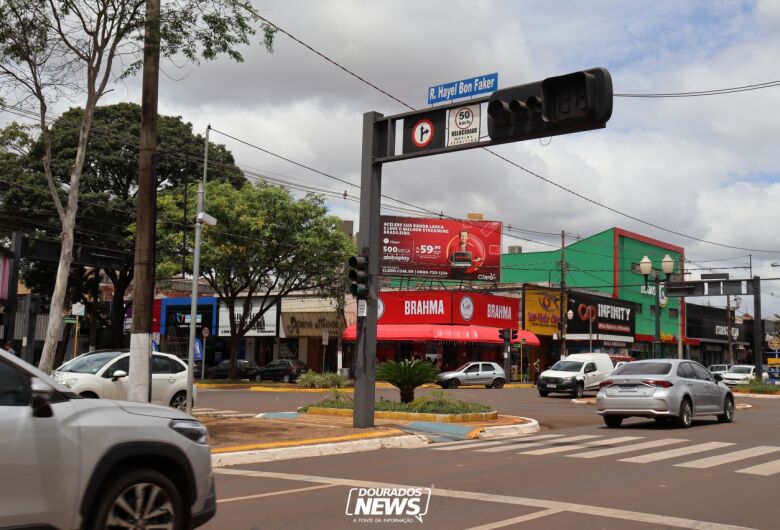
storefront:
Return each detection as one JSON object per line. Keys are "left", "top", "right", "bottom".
{"left": 159, "top": 297, "right": 219, "bottom": 364}
{"left": 686, "top": 303, "right": 747, "bottom": 365}
{"left": 217, "top": 297, "right": 277, "bottom": 365}
{"left": 280, "top": 296, "right": 345, "bottom": 372}
{"left": 342, "top": 290, "right": 539, "bottom": 377}
{"left": 566, "top": 291, "right": 638, "bottom": 356}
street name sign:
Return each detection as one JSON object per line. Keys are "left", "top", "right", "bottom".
{"left": 427, "top": 73, "right": 498, "bottom": 105}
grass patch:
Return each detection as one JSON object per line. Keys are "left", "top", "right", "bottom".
{"left": 734, "top": 381, "right": 780, "bottom": 394}
{"left": 300, "top": 390, "right": 492, "bottom": 414}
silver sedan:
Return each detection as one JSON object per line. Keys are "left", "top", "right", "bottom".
{"left": 596, "top": 359, "right": 734, "bottom": 428}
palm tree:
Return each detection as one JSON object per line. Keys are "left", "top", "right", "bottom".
{"left": 376, "top": 359, "right": 440, "bottom": 403}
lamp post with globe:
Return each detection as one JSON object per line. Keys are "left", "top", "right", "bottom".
{"left": 640, "top": 254, "right": 675, "bottom": 359}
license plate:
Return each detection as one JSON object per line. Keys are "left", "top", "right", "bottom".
{"left": 547, "top": 384, "right": 557, "bottom": 388}
{"left": 618, "top": 385, "right": 637, "bottom": 392}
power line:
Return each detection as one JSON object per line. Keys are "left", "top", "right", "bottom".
{"left": 615, "top": 80, "right": 780, "bottom": 98}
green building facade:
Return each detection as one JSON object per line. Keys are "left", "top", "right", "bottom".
{"left": 503, "top": 228, "right": 685, "bottom": 359}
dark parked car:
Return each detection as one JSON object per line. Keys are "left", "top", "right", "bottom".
{"left": 255, "top": 359, "right": 308, "bottom": 383}
{"left": 206, "top": 359, "right": 261, "bottom": 380}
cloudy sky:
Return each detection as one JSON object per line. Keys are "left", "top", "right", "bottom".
{"left": 11, "top": 0, "right": 780, "bottom": 316}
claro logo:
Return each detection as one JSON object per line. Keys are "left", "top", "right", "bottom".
{"left": 346, "top": 487, "right": 432, "bottom": 524}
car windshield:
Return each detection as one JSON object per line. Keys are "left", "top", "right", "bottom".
{"left": 612, "top": 362, "right": 672, "bottom": 376}
{"left": 728, "top": 366, "right": 752, "bottom": 374}
{"left": 550, "top": 361, "right": 583, "bottom": 372}
{"left": 57, "top": 351, "right": 121, "bottom": 374}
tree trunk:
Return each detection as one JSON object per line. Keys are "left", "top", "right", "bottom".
{"left": 228, "top": 334, "right": 241, "bottom": 379}
{"left": 400, "top": 389, "right": 415, "bottom": 404}
{"left": 53, "top": 323, "right": 73, "bottom": 370}
{"left": 38, "top": 217, "right": 76, "bottom": 374}
{"left": 110, "top": 287, "right": 127, "bottom": 348}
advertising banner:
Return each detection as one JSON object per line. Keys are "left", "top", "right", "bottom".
{"left": 523, "top": 286, "right": 563, "bottom": 337}
{"left": 566, "top": 292, "right": 636, "bottom": 342}
{"left": 218, "top": 299, "right": 277, "bottom": 337}
{"left": 380, "top": 216, "right": 502, "bottom": 281}
{"left": 451, "top": 292, "right": 518, "bottom": 328}
{"left": 377, "top": 291, "right": 451, "bottom": 325}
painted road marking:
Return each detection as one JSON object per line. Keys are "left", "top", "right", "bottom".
{"left": 736, "top": 458, "right": 780, "bottom": 476}
{"left": 474, "top": 434, "right": 572, "bottom": 453}
{"left": 568, "top": 438, "right": 688, "bottom": 459}
{"left": 218, "top": 483, "right": 336, "bottom": 504}
{"left": 465, "top": 508, "right": 564, "bottom": 529}
{"left": 215, "top": 468, "right": 755, "bottom": 529}
{"left": 517, "top": 435, "right": 605, "bottom": 455}
{"left": 676, "top": 446, "right": 780, "bottom": 469}
{"left": 620, "top": 442, "right": 735, "bottom": 463}
{"left": 432, "top": 434, "right": 562, "bottom": 451}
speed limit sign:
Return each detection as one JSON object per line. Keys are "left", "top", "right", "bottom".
{"left": 447, "top": 104, "right": 480, "bottom": 146}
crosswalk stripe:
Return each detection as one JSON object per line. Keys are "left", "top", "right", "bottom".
{"left": 517, "top": 435, "right": 605, "bottom": 455}
{"left": 431, "top": 434, "right": 564, "bottom": 451}
{"left": 620, "top": 442, "right": 734, "bottom": 463}
{"left": 473, "top": 435, "right": 573, "bottom": 453}
{"left": 735, "top": 458, "right": 780, "bottom": 476}
{"left": 193, "top": 408, "right": 216, "bottom": 412}
{"left": 567, "top": 438, "right": 688, "bottom": 459}
{"left": 483, "top": 435, "right": 644, "bottom": 455}
{"left": 676, "top": 446, "right": 780, "bottom": 469}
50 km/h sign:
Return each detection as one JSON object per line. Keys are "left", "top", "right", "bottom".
{"left": 447, "top": 104, "right": 480, "bottom": 146}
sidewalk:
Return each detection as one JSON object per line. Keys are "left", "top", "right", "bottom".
{"left": 205, "top": 412, "right": 538, "bottom": 467}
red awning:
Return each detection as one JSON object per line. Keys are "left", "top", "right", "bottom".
{"left": 342, "top": 324, "right": 540, "bottom": 346}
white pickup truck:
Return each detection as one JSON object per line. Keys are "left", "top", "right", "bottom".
{"left": 720, "top": 364, "right": 769, "bottom": 386}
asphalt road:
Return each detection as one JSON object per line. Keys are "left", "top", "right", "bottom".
{"left": 201, "top": 389, "right": 780, "bottom": 529}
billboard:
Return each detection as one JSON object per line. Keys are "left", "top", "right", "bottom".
{"left": 566, "top": 292, "right": 636, "bottom": 343}
{"left": 523, "top": 286, "right": 563, "bottom": 337}
{"left": 218, "top": 298, "right": 277, "bottom": 337}
{"left": 377, "top": 291, "right": 451, "bottom": 325}
{"left": 380, "top": 216, "right": 502, "bottom": 281}
{"left": 451, "top": 292, "right": 518, "bottom": 328}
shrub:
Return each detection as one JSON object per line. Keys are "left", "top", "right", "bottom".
{"left": 376, "top": 359, "right": 439, "bottom": 403}
{"left": 734, "top": 381, "right": 780, "bottom": 394}
{"left": 300, "top": 395, "right": 491, "bottom": 415}
{"left": 297, "top": 371, "right": 348, "bottom": 389}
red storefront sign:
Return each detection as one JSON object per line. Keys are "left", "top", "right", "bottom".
{"left": 451, "top": 292, "right": 518, "bottom": 328}
{"left": 377, "top": 291, "right": 451, "bottom": 325}
{"left": 377, "top": 291, "right": 518, "bottom": 328}
{"left": 380, "top": 216, "right": 502, "bottom": 281}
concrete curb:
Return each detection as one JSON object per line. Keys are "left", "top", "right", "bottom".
{"left": 305, "top": 407, "right": 499, "bottom": 423}
{"left": 476, "top": 417, "right": 540, "bottom": 439}
{"left": 211, "top": 434, "right": 427, "bottom": 467}
{"left": 734, "top": 392, "right": 780, "bottom": 399}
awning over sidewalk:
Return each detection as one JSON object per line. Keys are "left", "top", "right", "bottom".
{"left": 342, "top": 324, "right": 540, "bottom": 346}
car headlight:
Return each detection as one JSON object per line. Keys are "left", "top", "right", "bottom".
{"left": 563, "top": 376, "right": 576, "bottom": 382}
{"left": 60, "top": 378, "right": 78, "bottom": 388}
{"left": 169, "top": 419, "right": 208, "bottom": 445}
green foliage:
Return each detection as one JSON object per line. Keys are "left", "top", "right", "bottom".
{"left": 734, "top": 381, "right": 780, "bottom": 394}
{"left": 376, "top": 359, "right": 440, "bottom": 403}
{"left": 301, "top": 396, "right": 492, "bottom": 415}
{"left": 297, "top": 371, "right": 348, "bottom": 389}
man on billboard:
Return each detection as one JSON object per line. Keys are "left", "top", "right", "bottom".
{"left": 448, "top": 229, "right": 485, "bottom": 272}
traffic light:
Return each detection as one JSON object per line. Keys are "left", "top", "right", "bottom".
{"left": 487, "top": 67, "right": 613, "bottom": 144}
{"left": 511, "top": 329, "right": 518, "bottom": 341}
{"left": 348, "top": 255, "right": 369, "bottom": 299}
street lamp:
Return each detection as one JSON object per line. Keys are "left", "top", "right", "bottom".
{"left": 567, "top": 304, "right": 593, "bottom": 353}
{"left": 640, "top": 254, "right": 675, "bottom": 359}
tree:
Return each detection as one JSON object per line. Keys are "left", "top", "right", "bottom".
{"left": 156, "top": 180, "right": 354, "bottom": 379}
{"left": 0, "top": 0, "right": 274, "bottom": 373}
{"left": 376, "top": 360, "right": 440, "bottom": 403}
{"left": 0, "top": 106, "right": 245, "bottom": 349}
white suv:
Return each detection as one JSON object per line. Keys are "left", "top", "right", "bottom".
{"left": 0, "top": 348, "right": 216, "bottom": 529}
{"left": 52, "top": 350, "right": 192, "bottom": 409}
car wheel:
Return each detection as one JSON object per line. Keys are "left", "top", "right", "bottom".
{"left": 79, "top": 391, "right": 98, "bottom": 399}
{"left": 492, "top": 378, "right": 505, "bottom": 389}
{"left": 89, "top": 468, "right": 184, "bottom": 530}
{"left": 538, "top": 390, "right": 549, "bottom": 397}
{"left": 572, "top": 382, "right": 584, "bottom": 399}
{"left": 169, "top": 391, "right": 187, "bottom": 411}
{"left": 676, "top": 398, "right": 693, "bottom": 428}
{"left": 717, "top": 395, "right": 735, "bottom": 423}
{"left": 449, "top": 379, "right": 460, "bottom": 389}
{"left": 282, "top": 374, "right": 292, "bottom": 384}
{"left": 603, "top": 415, "right": 623, "bottom": 428}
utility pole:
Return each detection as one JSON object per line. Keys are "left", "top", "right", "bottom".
{"left": 128, "top": 0, "right": 160, "bottom": 403}
{"left": 559, "top": 230, "right": 566, "bottom": 359}
{"left": 726, "top": 295, "right": 734, "bottom": 365}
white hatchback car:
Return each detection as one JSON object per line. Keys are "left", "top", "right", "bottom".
{"left": 53, "top": 350, "right": 193, "bottom": 409}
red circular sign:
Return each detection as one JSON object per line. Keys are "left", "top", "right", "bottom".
{"left": 411, "top": 119, "right": 435, "bottom": 148}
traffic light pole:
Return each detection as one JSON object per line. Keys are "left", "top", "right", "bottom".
{"left": 503, "top": 333, "right": 511, "bottom": 382}
{"left": 354, "top": 111, "right": 386, "bottom": 428}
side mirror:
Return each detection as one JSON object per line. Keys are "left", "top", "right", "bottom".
{"left": 713, "top": 373, "right": 723, "bottom": 382}
{"left": 112, "top": 369, "right": 128, "bottom": 381}
{"left": 30, "top": 377, "right": 54, "bottom": 418}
